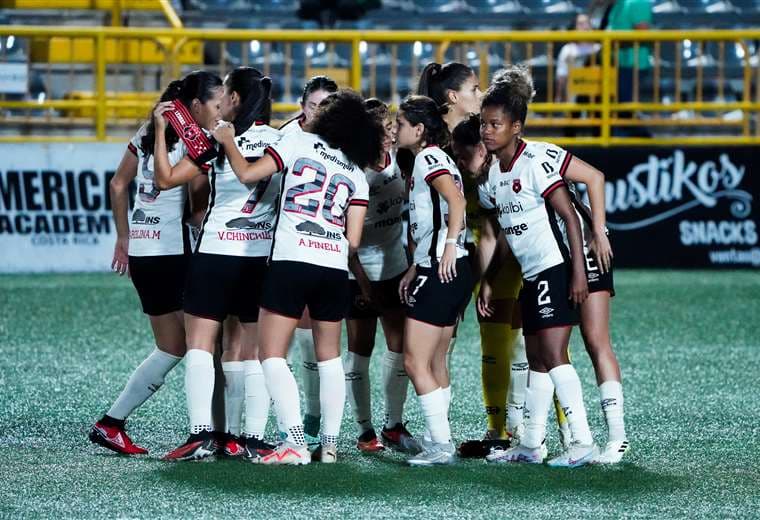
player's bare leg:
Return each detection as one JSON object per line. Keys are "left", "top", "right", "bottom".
{"left": 580, "top": 291, "right": 628, "bottom": 463}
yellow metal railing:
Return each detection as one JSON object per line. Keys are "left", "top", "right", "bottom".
{"left": 0, "top": 26, "right": 758, "bottom": 145}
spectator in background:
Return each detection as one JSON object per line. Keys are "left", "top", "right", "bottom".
{"left": 555, "top": 14, "right": 601, "bottom": 103}
{"left": 598, "top": 0, "right": 653, "bottom": 136}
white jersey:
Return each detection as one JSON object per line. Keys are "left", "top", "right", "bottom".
{"left": 279, "top": 115, "right": 306, "bottom": 135}
{"left": 196, "top": 123, "right": 283, "bottom": 257}
{"left": 265, "top": 132, "right": 369, "bottom": 271}
{"left": 127, "top": 125, "right": 202, "bottom": 256}
{"left": 351, "top": 151, "right": 408, "bottom": 281}
{"left": 478, "top": 139, "right": 574, "bottom": 280}
{"left": 408, "top": 146, "right": 468, "bottom": 268}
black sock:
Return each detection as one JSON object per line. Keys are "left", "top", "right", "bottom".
{"left": 100, "top": 415, "right": 126, "bottom": 428}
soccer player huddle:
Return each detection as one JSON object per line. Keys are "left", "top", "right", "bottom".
{"left": 90, "top": 62, "right": 629, "bottom": 468}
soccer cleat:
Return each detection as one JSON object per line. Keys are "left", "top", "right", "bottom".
{"left": 163, "top": 431, "right": 217, "bottom": 461}
{"left": 222, "top": 434, "right": 246, "bottom": 457}
{"left": 381, "top": 423, "right": 422, "bottom": 454}
{"left": 243, "top": 437, "right": 276, "bottom": 461}
{"left": 407, "top": 442, "right": 456, "bottom": 466}
{"left": 458, "top": 431, "right": 510, "bottom": 458}
{"left": 251, "top": 441, "right": 311, "bottom": 465}
{"left": 547, "top": 441, "right": 598, "bottom": 468}
{"left": 89, "top": 421, "right": 148, "bottom": 456}
{"left": 313, "top": 443, "right": 338, "bottom": 463}
{"left": 592, "top": 439, "right": 630, "bottom": 464}
{"left": 486, "top": 443, "right": 545, "bottom": 464}
{"left": 509, "top": 424, "right": 525, "bottom": 446}
{"left": 357, "top": 430, "right": 385, "bottom": 453}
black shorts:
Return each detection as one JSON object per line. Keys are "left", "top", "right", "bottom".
{"left": 183, "top": 253, "right": 267, "bottom": 323}
{"left": 261, "top": 260, "right": 349, "bottom": 322}
{"left": 520, "top": 262, "right": 580, "bottom": 335}
{"left": 128, "top": 254, "right": 187, "bottom": 316}
{"left": 584, "top": 248, "right": 615, "bottom": 296}
{"left": 406, "top": 257, "right": 473, "bottom": 327}
{"left": 348, "top": 272, "right": 405, "bottom": 320}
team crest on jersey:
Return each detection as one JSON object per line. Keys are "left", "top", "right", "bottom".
{"left": 512, "top": 179, "right": 522, "bottom": 193}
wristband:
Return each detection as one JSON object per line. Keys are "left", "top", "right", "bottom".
{"left": 445, "top": 238, "right": 457, "bottom": 245}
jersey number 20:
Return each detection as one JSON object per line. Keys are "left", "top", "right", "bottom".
{"left": 284, "top": 158, "right": 356, "bottom": 227}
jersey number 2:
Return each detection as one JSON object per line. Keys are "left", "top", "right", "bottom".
{"left": 537, "top": 280, "right": 551, "bottom": 305}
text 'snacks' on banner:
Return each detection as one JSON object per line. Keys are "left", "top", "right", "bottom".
{"left": 0, "top": 143, "right": 126, "bottom": 273}
{"left": 569, "top": 147, "right": 759, "bottom": 269}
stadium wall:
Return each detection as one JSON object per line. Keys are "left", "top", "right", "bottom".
{"left": 0, "top": 143, "right": 757, "bottom": 272}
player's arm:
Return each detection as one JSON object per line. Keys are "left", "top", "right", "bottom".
{"left": 430, "top": 173, "right": 466, "bottom": 283}
{"left": 564, "top": 156, "right": 612, "bottom": 273}
{"left": 213, "top": 122, "right": 278, "bottom": 184}
{"left": 152, "top": 102, "right": 204, "bottom": 190}
{"left": 187, "top": 175, "right": 210, "bottom": 228}
{"left": 547, "top": 185, "right": 588, "bottom": 306}
{"left": 476, "top": 214, "right": 507, "bottom": 318}
{"left": 109, "top": 149, "right": 138, "bottom": 276}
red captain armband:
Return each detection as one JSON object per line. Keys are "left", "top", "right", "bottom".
{"left": 162, "top": 100, "right": 218, "bottom": 169}
{"left": 127, "top": 142, "right": 138, "bottom": 156}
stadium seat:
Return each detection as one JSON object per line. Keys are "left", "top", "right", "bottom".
{"left": 464, "top": 0, "right": 524, "bottom": 13}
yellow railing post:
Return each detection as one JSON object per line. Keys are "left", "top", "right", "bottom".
{"left": 95, "top": 31, "right": 107, "bottom": 141}
{"left": 601, "top": 34, "right": 612, "bottom": 146}
{"left": 351, "top": 37, "right": 362, "bottom": 92}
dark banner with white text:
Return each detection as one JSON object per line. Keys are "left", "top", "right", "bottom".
{"left": 568, "top": 146, "right": 759, "bottom": 268}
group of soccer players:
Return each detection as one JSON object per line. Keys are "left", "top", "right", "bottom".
{"left": 89, "top": 61, "right": 629, "bottom": 468}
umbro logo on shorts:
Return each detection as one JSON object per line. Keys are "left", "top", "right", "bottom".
{"left": 539, "top": 307, "right": 554, "bottom": 318}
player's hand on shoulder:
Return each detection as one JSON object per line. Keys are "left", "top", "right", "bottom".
{"left": 398, "top": 265, "right": 417, "bottom": 305}
{"left": 111, "top": 236, "right": 129, "bottom": 277}
{"left": 212, "top": 121, "right": 235, "bottom": 143}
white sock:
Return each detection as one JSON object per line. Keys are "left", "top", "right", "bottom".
{"left": 508, "top": 335, "right": 528, "bottom": 431}
{"left": 297, "top": 329, "right": 321, "bottom": 419}
{"left": 222, "top": 361, "right": 244, "bottom": 436}
{"left": 442, "top": 385, "right": 452, "bottom": 418}
{"left": 446, "top": 337, "right": 457, "bottom": 373}
{"left": 319, "top": 357, "right": 346, "bottom": 443}
{"left": 549, "top": 364, "right": 594, "bottom": 446}
{"left": 382, "top": 351, "right": 409, "bottom": 429}
{"left": 345, "top": 352, "right": 372, "bottom": 434}
{"left": 418, "top": 388, "right": 450, "bottom": 444}
{"left": 522, "top": 370, "right": 555, "bottom": 449}
{"left": 599, "top": 380, "right": 626, "bottom": 442}
{"left": 262, "top": 357, "right": 304, "bottom": 445}
{"left": 107, "top": 347, "right": 181, "bottom": 420}
{"left": 185, "top": 349, "right": 215, "bottom": 434}
{"left": 243, "top": 360, "right": 270, "bottom": 439}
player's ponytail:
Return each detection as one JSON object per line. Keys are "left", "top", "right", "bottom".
{"left": 484, "top": 65, "right": 535, "bottom": 125}
{"left": 417, "top": 61, "right": 475, "bottom": 115}
{"left": 399, "top": 95, "right": 450, "bottom": 149}
{"left": 310, "top": 89, "right": 384, "bottom": 170}
{"left": 141, "top": 70, "right": 222, "bottom": 158}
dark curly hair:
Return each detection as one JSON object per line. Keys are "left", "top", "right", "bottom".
{"left": 398, "top": 95, "right": 450, "bottom": 148}
{"left": 482, "top": 65, "right": 535, "bottom": 125}
{"left": 417, "top": 61, "right": 475, "bottom": 114}
{"left": 140, "top": 70, "right": 222, "bottom": 158}
{"left": 310, "top": 89, "right": 384, "bottom": 170}
{"left": 451, "top": 113, "right": 481, "bottom": 148}
{"left": 364, "top": 97, "right": 390, "bottom": 121}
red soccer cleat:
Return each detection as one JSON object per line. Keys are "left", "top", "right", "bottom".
{"left": 89, "top": 421, "right": 148, "bottom": 456}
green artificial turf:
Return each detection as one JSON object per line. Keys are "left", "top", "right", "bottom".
{"left": 0, "top": 271, "right": 758, "bottom": 518}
